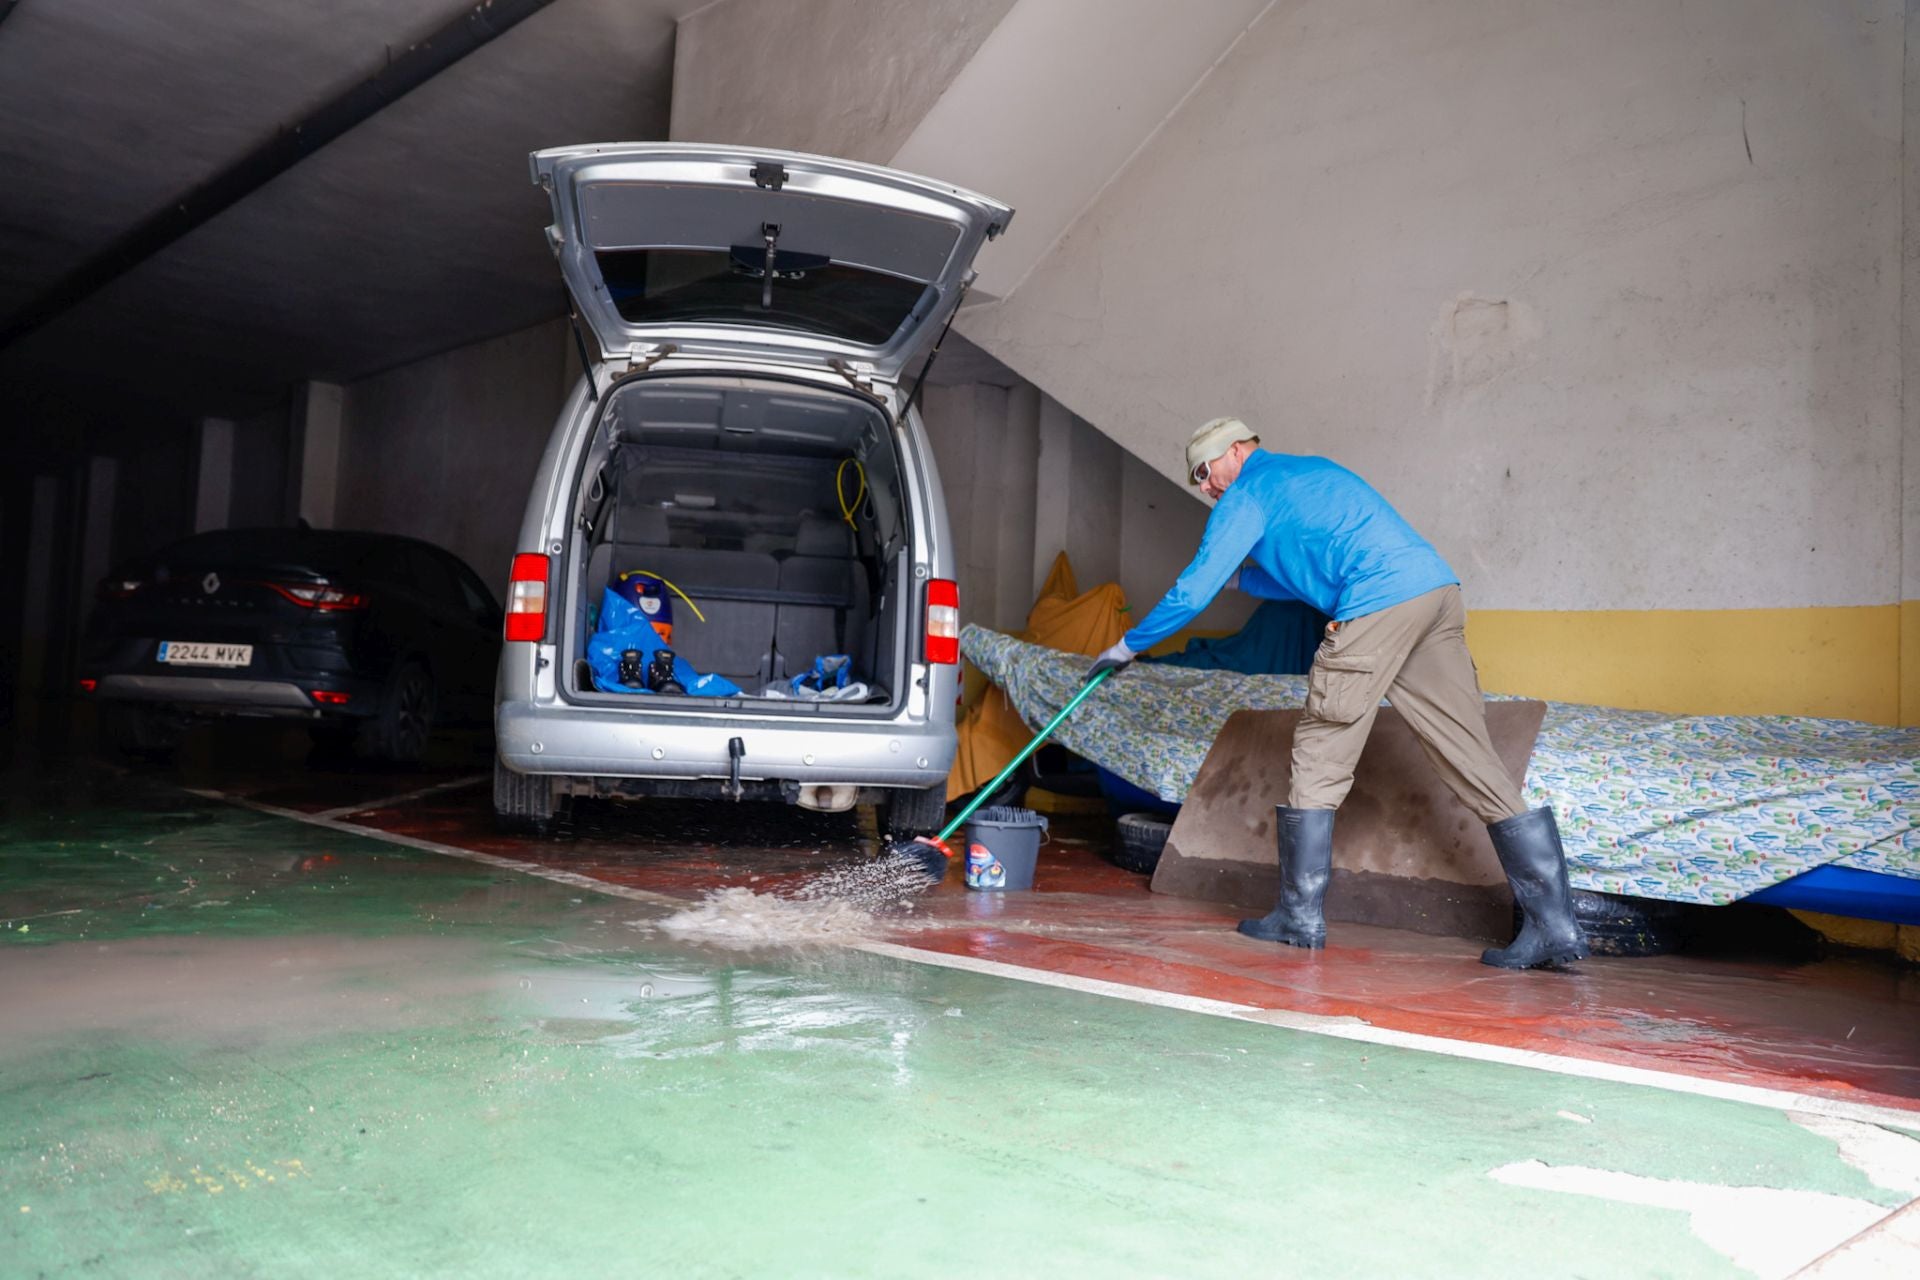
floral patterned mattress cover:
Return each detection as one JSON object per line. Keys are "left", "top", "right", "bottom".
{"left": 962, "top": 626, "right": 1920, "bottom": 905}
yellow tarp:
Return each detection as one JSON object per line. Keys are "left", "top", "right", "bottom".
{"left": 946, "top": 554, "right": 1130, "bottom": 800}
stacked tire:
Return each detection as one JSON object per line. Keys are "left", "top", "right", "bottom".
{"left": 1109, "top": 812, "right": 1173, "bottom": 875}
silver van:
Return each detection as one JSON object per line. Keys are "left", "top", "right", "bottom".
{"left": 493, "top": 144, "right": 1012, "bottom": 837}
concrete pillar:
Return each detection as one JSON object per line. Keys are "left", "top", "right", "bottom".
{"left": 18, "top": 475, "right": 59, "bottom": 711}
{"left": 194, "top": 417, "right": 234, "bottom": 533}
{"left": 1067, "top": 414, "right": 1122, "bottom": 590}
{"left": 1032, "top": 393, "right": 1074, "bottom": 594}
{"left": 995, "top": 383, "right": 1041, "bottom": 627}
{"left": 920, "top": 381, "right": 1018, "bottom": 631}
{"left": 292, "top": 381, "right": 344, "bottom": 528}
{"left": 77, "top": 457, "right": 117, "bottom": 629}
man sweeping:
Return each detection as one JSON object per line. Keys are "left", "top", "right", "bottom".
{"left": 1088, "top": 418, "right": 1587, "bottom": 969}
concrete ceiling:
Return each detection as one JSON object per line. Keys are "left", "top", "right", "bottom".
{"left": 0, "top": 0, "right": 694, "bottom": 416}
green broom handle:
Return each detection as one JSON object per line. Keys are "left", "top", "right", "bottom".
{"left": 937, "top": 667, "right": 1114, "bottom": 844}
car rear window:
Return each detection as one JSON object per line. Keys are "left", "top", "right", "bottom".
{"left": 594, "top": 248, "right": 931, "bottom": 347}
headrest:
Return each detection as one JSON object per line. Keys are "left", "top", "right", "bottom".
{"left": 794, "top": 512, "right": 852, "bottom": 557}
{"left": 622, "top": 505, "right": 670, "bottom": 545}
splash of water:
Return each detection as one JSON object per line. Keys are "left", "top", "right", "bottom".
{"left": 653, "top": 856, "right": 937, "bottom": 950}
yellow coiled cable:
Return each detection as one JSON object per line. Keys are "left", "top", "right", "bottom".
{"left": 836, "top": 458, "right": 868, "bottom": 528}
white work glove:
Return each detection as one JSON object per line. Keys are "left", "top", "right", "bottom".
{"left": 1086, "top": 640, "right": 1135, "bottom": 684}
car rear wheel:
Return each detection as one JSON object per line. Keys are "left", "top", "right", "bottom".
{"left": 882, "top": 783, "right": 948, "bottom": 838}
{"left": 104, "top": 704, "right": 181, "bottom": 760}
{"left": 365, "top": 661, "right": 436, "bottom": 763}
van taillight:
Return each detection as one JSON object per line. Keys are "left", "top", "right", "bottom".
{"left": 505, "top": 553, "right": 549, "bottom": 642}
{"left": 925, "top": 578, "right": 960, "bottom": 665}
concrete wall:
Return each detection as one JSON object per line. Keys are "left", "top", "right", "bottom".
{"left": 335, "top": 319, "right": 573, "bottom": 588}
{"left": 958, "top": 0, "right": 1911, "bottom": 722}
{"left": 1906, "top": 0, "right": 1920, "bottom": 725}
{"left": 669, "top": 0, "right": 1016, "bottom": 161}
{"left": 919, "top": 374, "right": 1254, "bottom": 641}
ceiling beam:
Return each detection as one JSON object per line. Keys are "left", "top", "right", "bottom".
{"left": 0, "top": 0, "right": 560, "bottom": 354}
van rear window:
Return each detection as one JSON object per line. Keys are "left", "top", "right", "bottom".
{"left": 594, "top": 249, "right": 931, "bottom": 347}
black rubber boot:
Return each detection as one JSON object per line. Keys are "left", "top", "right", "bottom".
{"left": 1481, "top": 806, "right": 1590, "bottom": 969}
{"left": 1236, "top": 806, "right": 1335, "bottom": 948}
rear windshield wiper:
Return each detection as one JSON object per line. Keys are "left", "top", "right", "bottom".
{"left": 729, "top": 227, "right": 828, "bottom": 309}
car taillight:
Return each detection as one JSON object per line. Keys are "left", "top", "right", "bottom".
{"left": 925, "top": 578, "right": 960, "bottom": 665}
{"left": 78, "top": 678, "right": 98, "bottom": 693}
{"left": 263, "top": 581, "right": 369, "bottom": 610}
{"left": 309, "top": 689, "right": 352, "bottom": 706}
{"left": 505, "top": 553, "right": 549, "bottom": 642}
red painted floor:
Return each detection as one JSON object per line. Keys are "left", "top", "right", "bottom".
{"left": 175, "top": 733, "right": 1920, "bottom": 1122}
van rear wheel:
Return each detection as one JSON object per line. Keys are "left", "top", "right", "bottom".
{"left": 883, "top": 783, "right": 948, "bottom": 838}
{"left": 493, "top": 757, "right": 570, "bottom": 837}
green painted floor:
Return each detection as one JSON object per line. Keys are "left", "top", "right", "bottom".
{"left": 2, "top": 774, "right": 1912, "bottom": 1278}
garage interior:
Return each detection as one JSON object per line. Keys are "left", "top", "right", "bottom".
{"left": 5, "top": 2, "right": 1920, "bottom": 1277}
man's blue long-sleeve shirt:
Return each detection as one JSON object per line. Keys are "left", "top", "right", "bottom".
{"left": 1122, "top": 450, "right": 1458, "bottom": 653}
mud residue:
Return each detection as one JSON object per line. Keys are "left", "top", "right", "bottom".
{"left": 1427, "top": 292, "right": 1541, "bottom": 405}
{"left": 0, "top": 934, "right": 501, "bottom": 1048}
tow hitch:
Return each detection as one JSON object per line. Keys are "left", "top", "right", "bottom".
{"left": 724, "top": 737, "right": 745, "bottom": 801}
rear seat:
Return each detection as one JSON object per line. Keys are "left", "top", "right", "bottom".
{"left": 775, "top": 514, "right": 868, "bottom": 679}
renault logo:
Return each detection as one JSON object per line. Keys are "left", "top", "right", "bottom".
{"left": 202, "top": 572, "right": 220, "bottom": 595}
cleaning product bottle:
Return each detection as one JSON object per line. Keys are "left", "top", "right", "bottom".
{"left": 965, "top": 842, "right": 1006, "bottom": 889}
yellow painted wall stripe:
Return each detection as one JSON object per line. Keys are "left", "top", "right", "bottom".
{"left": 1903, "top": 601, "right": 1920, "bottom": 728}
{"left": 1001, "top": 603, "right": 1920, "bottom": 727}
{"left": 1466, "top": 605, "right": 1906, "bottom": 725}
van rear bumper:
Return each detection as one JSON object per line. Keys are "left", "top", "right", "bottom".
{"left": 495, "top": 699, "right": 956, "bottom": 787}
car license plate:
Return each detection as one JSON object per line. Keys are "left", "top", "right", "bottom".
{"left": 157, "top": 641, "right": 253, "bottom": 668}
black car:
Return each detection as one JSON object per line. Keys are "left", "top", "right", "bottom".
{"left": 80, "top": 528, "right": 503, "bottom": 761}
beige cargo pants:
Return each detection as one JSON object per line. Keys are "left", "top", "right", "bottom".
{"left": 1290, "top": 584, "right": 1525, "bottom": 824}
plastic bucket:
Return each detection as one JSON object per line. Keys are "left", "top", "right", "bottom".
{"left": 963, "top": 806, "right": 1049, "bottom": 891}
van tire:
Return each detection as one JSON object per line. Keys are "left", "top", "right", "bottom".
{"left": 494, "top": 757, "right": 567, "bottom": 836}
{"left": 883, "top": 783, "right": 948, "bottom": 838}
{"left": 1109, "top": 812, "right": 1172, "bottom": 875}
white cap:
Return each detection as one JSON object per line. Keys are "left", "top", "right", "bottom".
{"left": 1185, "top": 417, "right": 1259, "bottom": 483}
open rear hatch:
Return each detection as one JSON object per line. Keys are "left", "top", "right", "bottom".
{"left": 532, "top": 143, "right": 1012, "bottom": 382}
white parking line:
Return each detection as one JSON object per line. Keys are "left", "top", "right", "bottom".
{"left": 183, "top": 788, "right": 683, "bottom": 908}
{"left": 309, "top": 773, "right": 488, "bottom": 821}
{"left": 192, "top": 785, "right": 1920, "bottom": 1135}
{"left": 852, "top": 941, "right": 1920, "bottom": 1133}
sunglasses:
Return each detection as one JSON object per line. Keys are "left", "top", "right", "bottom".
{"left": 1190, "top": 458, "right": 1213, "bottom": 486}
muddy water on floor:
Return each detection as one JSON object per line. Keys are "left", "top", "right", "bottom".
{"left": 3, "top": 767, "right": 1911, "bottom": 1279}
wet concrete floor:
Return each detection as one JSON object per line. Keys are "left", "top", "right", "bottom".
{"left": 3, "top": 726, "right": 1919, "bottom": 1276}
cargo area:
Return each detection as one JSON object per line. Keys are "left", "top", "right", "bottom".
{"left": 565, "top": 378, "right": 912, "bottom": 712}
